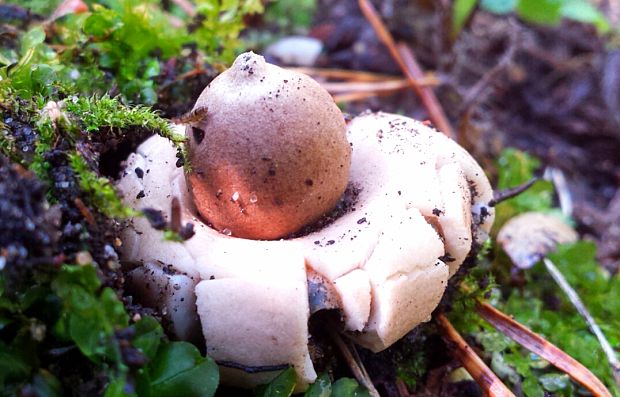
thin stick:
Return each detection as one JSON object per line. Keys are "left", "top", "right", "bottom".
{"left": 288, "top": 67, "right": 404, "bottom": 82}
{"left": 74, "top": 198, "right": 95, "bottom": 226}
{"left": 357, "top": 0, "right": 455, "bottom": 139}
{"left": 458, "top": 21, "right": 518, "bottom": 116}
{"left": 543, "top": 258, "right": 620, "bottom": 387}
{"left": 159, "top": 68, "right": 209, "bottom": 92}
{"left": 328, "top": 327, "right": 380, "bottom": 397}
{"left": 321, "top": 79, "right": 421, "bottom": 93}
{"left": 170, "top": 197, "right": 181, "bottom": 232}
{"left": 477, "top": 301, "right": 613, "bottom": 397}
{"left": 332, "top": 90, "right": 402, "bottom": 104}
{"left": 436, "top": 313, "right": 517, "bottom": 397}
{"left": 488, "top": 177, "right": 538, "bottom": 207}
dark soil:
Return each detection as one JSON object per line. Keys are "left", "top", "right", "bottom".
{"left": 0, "top": 154, "right": 60, "bottom": 288}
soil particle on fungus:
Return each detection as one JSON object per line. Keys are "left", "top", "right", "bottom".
{"left": 142, "top": 208, "right": 167, "bottom": 230}
{"left": 287, "top": 183, "right": 361, "bottom": 239}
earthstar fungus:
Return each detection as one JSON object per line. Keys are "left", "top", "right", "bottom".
{"left": 117, "top": 52, "right": 495, "bottom": 390}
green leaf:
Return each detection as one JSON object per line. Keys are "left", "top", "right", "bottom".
{"left": 331, "top": 378, "right": 371, "bottom": 397}
{"left": 53, "top": 264, "right": 101, "bottom": 295}
{"left": 539, "top": 373, "right": 570, "bottom": 392}
{"left": 146, "top": 342, "right": 219, "bottom": 397}
{"left": 100, "top": 288, "right": 130, "bottom": 329}
{"left": 0, "top": 341, "right": 32, "bottom": 384}
{"left": 453, "top": 0, "right": 478, "bottom": 35}
{"left": 561, "top": 1, "right": 610, "bottom": 33}
{"left": 304, "top": 373, "right": 331, "bottom": 397}
{"left": 83, "top": 8, "right": 119, "bottom": 37}
{"left": 521, "top": 376, "right": 545, "bottom": 397}
{"left": 20, "top": 27, "right": 46, "bottom": 54}
{"left": 27, "top": 370, "right": 63, "bottom": 397}
{"left": 255, "top": 367, "right": 296, "bottom": 397}
{"left": 51, "top": 265, "right": 128, "bottom": 362}
{"left": 132, "top": 316, "right": 164, "bottom": 361}
{"left": 481, "top": 0, "right": 516, "bottom": 14}
{"left": 515, "top": 0, "right": 562, "bottom": 25}
{"left": 477, "top": 331, "right": 512, "bottom": 352}
{"left": 31, "top": 64, "right": 57, "bottom": 96}
{"left": 104, "top": 377, "right": 136, "bottom": 397}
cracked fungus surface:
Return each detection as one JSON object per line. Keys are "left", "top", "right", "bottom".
{"left": 116, "top": 112, "right": 495, "bottom": 390}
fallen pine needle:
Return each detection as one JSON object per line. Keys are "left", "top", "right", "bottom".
{"left": 357, "top": 0, "right": 455, "bottom": 139}
{"left": 477, "top": 301, "right": 613, "bottom": 397}
{"left": 321, "top": 79, "right": 420, "bottom": 94}
{"left": 396, "top": 43, "right": 455, "bottom": 139}
{"left": 332, "top": 91, "right": 403, "bottom": 104}
{"left": 436, "top": 313, "right": 517, "bottom": 397}
{"left": 287, "top": 67, "right": 404, "bottom": 82}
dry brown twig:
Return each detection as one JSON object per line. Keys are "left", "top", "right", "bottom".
{"left": 158, "top": 67, "right": 209, "bottom": 92}
{"left": 357, "top": 0, "right": 456, "bottom": 140}
{"left": 458, "top": 20, "right": 519, "bottom": 116}
{"left": 328, "top": 326, "right": 380, "bottom": 397}
{"left": 435, "top": 313, "right": 517, "bottom": 397}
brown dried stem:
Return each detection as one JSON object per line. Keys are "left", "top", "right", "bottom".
{"left": 436, "top": 313, "right": 516, "bottom": 397}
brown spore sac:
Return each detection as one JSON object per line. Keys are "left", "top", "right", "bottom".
{"left": 185, "top": 52, "right": 351, "bottom": 240}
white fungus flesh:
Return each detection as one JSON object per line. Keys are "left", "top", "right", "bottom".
{"left": 117, "top": 108, "right": 494, "bottom": 385}
{"left": 194, "top": 240, "right": 315, "bottom": 390}
{"left": 125, "top": 262, "right": 201, "bottom": 343}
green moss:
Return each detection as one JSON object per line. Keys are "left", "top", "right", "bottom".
{"left": 69, "top": 153, "right": 137, "bottom": 218}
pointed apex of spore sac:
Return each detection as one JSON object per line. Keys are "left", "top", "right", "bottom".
{"left": 231, "top": 51, "right": 267, "bottom": 79}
